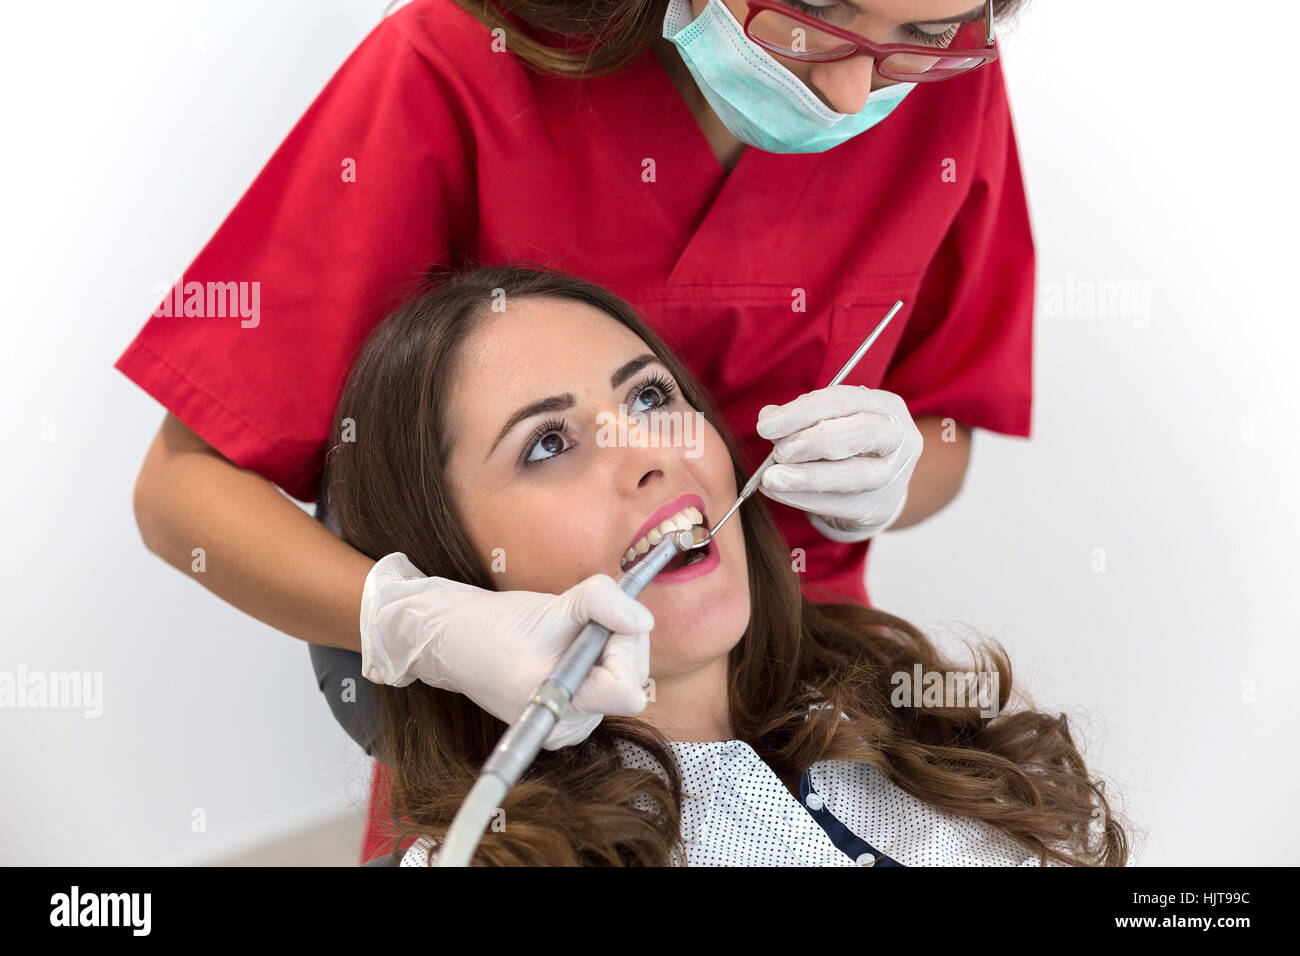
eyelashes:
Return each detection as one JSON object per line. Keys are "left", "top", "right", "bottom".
{"left": 522, "top": 416, "right": 572, "bottom": 466}
{"left": 780, "top": 1, "right": 963, "bottom": 48}
{"left": 635, "top": 371, "right": 678, "bottom": 408}
{"left": 520, "top": 372, "right": 680, "bottom": 467}
{"left": 901, "top": 23, "right": 961, "bottom": 46}
{"left": 782, "top": 0, "right": 835, "bottom": 20}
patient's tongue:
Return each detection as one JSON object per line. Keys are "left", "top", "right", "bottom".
{"left": 663, "top": 544, "right": 704, "bottom": 573}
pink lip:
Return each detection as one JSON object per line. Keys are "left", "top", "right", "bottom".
{"left": 619, "top": 492, "right": 721, "bottom": 586}
{"left": 650, "top": 536, "right": 721, "bottom": 585}
{"left": 622, "top": 493, "right": 707, "bottom": 560}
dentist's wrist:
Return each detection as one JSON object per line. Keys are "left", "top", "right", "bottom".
{"left": 359, "top": 551, "right": 463, "bottom": 689}
{"left": 808, "top": 487, "right": 909, "bottom": 543}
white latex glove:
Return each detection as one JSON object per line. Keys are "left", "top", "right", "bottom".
{"left": 359, "top": 552, "right": 654, "bottom": 750}
{"left": 755, "top": 384, "right": 923, "bottom": 543}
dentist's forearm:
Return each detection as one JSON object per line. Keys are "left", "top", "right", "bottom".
{"left": 131, "top": 413, "right": 374, "bottom": 652}
{"left": 885, "top": 416, "right": 971, "bottom": 531}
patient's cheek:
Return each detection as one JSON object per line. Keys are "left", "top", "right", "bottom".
{"left": 703, "top": 429, "right": 732, "bottom": 485}
{"left": 489, "top": 538, "right": 592, "bottom": 594}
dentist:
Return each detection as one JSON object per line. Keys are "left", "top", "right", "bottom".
{"left": 117, "top": 0, "right": 1034, "bottom": 862}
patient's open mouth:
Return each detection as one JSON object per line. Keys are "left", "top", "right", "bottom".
{"left": 619, "top": 500, "right": 711, "bottom": 575}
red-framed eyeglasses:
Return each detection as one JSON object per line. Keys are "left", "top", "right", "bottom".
{"left": 742, "top": 0, "right": 999, "bottom": 81}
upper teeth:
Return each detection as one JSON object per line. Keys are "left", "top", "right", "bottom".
{"left": 620, "top": 506, "right": 704, "bottom": 569}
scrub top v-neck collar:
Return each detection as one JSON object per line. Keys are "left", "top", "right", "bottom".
{"left": 646, "top": 38, "right": 750, "bottom": 181}
{"left": 581, "top": 41, "right": 821, "bottom": 288}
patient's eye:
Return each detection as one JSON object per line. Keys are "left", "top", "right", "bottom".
{"left": 630, "top": 372, "right": 678, "bottom": 413}
{"left": 520, "top": 371, "right": 679, "bottom": 466}
{"left": 523, "top": 417, "right": 575, "bottom": 465}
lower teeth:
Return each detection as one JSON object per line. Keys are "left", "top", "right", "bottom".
{"left": 623, "top": 525, "right": 709, "bottom": 571}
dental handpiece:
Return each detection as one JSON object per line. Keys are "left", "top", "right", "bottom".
{"left": 434, "top": 524, "right": 710, "bottom": 867}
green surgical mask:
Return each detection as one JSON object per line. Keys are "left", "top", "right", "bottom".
{"left": 662, "top": 0, "right": 916, "bottom": 154}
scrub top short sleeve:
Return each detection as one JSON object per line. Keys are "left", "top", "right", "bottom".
{"left": 879, "top": 71, "right": 1034, "bottom": 439}
{"left": 112, "top": 12, "right": 472, "bottom": 501}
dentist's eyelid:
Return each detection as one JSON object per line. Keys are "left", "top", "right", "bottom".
{"left": 909, "top": 3, "right": 985, "bottom": 27}
{"left": 785, "top": 0, "right": 980, "bottom": 24}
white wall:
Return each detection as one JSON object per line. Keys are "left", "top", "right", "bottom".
{"left": 1, "top": 0, "right": 1295, "bottom": 865}
{"left": 871, "top": 2, "right": 1300, "bottom": 864}
{"left": 0, "top": 1, "right": 386, "bottom": 867}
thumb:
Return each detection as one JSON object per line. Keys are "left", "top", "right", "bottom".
{"left": 541, "top": 711, "right": 602, "bottom": 751}
{"left": 571, "top": 631, "right": 650, "bottom": 716}
{"left": 563, "top": 574, "right": 655, "bottom": 636}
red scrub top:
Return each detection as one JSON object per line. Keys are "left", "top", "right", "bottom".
{"left": 113, "top": 0, "right": 1034, "bottom": 863}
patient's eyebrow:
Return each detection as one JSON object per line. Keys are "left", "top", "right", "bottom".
{"left": 487, "top": 393, "right": 575, "bottom": 462}
{"left": 484, "top": 353, "right": 663, "bottom": 462}
{"left": 609, "top": 353, "right": 659, "bottom": 389}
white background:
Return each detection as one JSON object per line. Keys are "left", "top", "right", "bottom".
{"left": 1, "top": 0, "right": 1296, "bottom": 865}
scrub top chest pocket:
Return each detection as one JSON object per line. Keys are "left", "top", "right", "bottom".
{"left": 815, "top": 282, "right": 922, "bottom": 390}
{"left": 632, "top": 287, "right": 845, "bottom": 447}
{"left": 629, "top": 283, "right": 921, "bottom": 476}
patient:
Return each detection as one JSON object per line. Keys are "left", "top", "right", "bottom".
{"left": 324, "top": 263, "right": 1130, "bottom": 866}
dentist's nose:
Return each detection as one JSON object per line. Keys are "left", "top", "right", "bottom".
{"left": 807, "top": 56, "right": 877, "bottom": 114}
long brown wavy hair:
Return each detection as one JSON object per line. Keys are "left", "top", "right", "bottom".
{"left": 323, "top": 263, "right": 1129, "bottom": 866}
{"left": 384, "top": 0, "right": 1029, "bottom": 77}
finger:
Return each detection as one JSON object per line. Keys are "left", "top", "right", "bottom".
{"left": 635, "top": 632, "right": 650, "bottom": 681}
{"left": 572, "top": 631, "right": 650, "bottom": 716}
{"left": 771, "top": 411, "right": 901, "bottom": 463}
{"left": 763, "top": 457, "right": 899, "bottom": 495}
{"left": 542, "top": 711, "right": 602, "bottom": 751}
{"left": 566, "top": 573, "right": 655, "bottom": 635}
{"left": 760, "top": 485, "right": 902, "bottom": 526}
{"left": 756, "top": 385, "right": 897, "bottom": 441}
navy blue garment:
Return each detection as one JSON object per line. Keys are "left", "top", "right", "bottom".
{"left": 800, "top": 770, "right": 902, "bottom": 866}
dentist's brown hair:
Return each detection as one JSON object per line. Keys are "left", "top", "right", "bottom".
{"left": 384, "top": 0, "right": 1029, "bottom": 78}
{"left": 325, "top": 262, "right": 1129, "bottom": 866}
